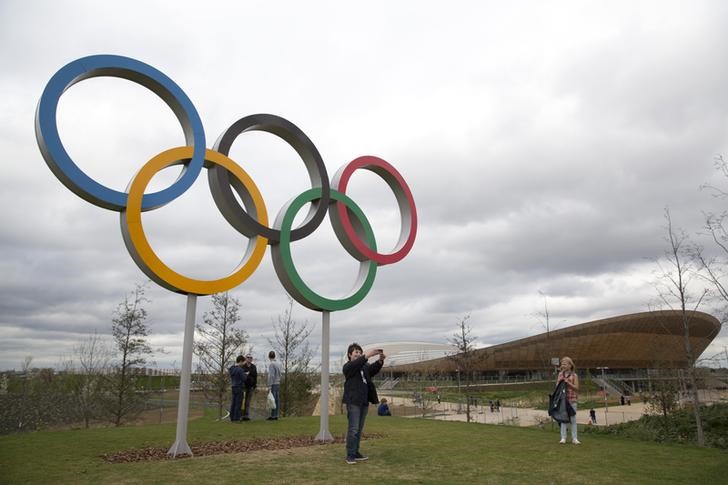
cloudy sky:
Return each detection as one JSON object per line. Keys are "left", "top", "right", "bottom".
{"left": 2, "top": 1, "right": 728, "bottom": 371}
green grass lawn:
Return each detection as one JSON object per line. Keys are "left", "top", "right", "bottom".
{"left": 1, "top": 411, "right": 726, "bottom": 484}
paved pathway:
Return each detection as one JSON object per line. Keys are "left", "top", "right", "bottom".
{"left": 379, "top": 394, "right": 649, "bottom": 427}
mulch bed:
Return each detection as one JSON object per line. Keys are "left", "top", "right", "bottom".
{"left": 101, "top": 433, "right": 384, "bottom": 463}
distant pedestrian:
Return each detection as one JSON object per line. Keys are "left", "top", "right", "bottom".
{"left": 627, "top": 395, "right": 631, "bottom": 406}
{"left": 589, "top": 408, "right": 597, "bottom": 425}
{"left": 620, "top": 395, "right": 625, "bottom": 406}
{"left": 267, "top": 351, "right": 282, "bottom": 420}
{"left": 377, "top": 398, "right": 391, "bottom": 416}
{"left": 495, "top": 399, "right": 500, "bottom": 411}
{"left": 557, "top": 356, "right": 580, "bottom": 444}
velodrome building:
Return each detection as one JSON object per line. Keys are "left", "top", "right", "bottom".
{"left": 382, "top": 310, "right": 721, "bottom": 380}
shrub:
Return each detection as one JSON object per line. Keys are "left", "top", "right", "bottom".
{"left": 582, "top": 403, "right": 728, "bottom": 448}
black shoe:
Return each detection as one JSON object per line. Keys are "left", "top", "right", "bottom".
{"left": 354, "top": 453, "right": 368, "bottom": 461}
{"left": 242, "top": 417, "right": 251, "bottom": 421}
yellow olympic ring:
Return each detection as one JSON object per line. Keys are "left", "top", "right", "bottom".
{"left": 121, "top": 147, "right": 269, "bottom": 295}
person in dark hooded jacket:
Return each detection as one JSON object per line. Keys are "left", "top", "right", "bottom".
{"left": 229, "top": 355, "right": 246, "bottom": 422}
{"left": 342, "top": 343, "right": 384, "bottom": 464}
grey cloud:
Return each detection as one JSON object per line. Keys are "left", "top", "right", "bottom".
{"left": 2, "top": 1, "right": 728, "bottom": 369}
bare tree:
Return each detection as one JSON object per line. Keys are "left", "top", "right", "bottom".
{"left": 692, "top": 154, "right": 728, "bottom": 321}
{"left": 267, "top": 296, "right": 315, "bottom": 417}
{"left": 530, "top": 291, "right": 556, "bottom": 377}
{"left": 1, "top": 357, "right": 77, "bottom": 433}
{"left": 106, "top": 284, "right": 154, "bottom": 426}
{"left": 71, "top": 332, "right": 111, "bottom": 428}
{"left": 195, "top": 292, "right": 248, "bottom": 419}
{"left": 21, "top": 356, "right": 33, "bottom": 373}
{"left": 652, "top": 209, "right": 708, "bottom": 446}
{"left": 448, "top": 314, "right": 477, "bottom": 423}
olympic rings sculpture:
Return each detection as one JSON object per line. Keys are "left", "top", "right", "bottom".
{"left": 35, "top": 55, "right": 417, "bottom": 312}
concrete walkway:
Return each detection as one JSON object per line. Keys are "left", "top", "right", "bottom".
{"left": 379, "top": 394, "right": 649, "bottom": 427}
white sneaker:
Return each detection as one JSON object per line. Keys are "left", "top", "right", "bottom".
{"left": 559, "top": 439, "right": 566, "bottom": 444}
{"left": 572, "top": 439, "right": 581, "bottom": 445}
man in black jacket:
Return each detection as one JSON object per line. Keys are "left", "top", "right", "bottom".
{"left": 241, "top": 354, "right": 257, "bottom": 421}
{"left": 342, "top": 343, "right": 384, "bottom": 465}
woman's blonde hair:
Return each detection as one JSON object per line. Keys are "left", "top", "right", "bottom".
{"left": 561, "top": 356, "right": 575, "bottom": 371}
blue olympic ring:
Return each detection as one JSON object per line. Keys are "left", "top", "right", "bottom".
{"left": 35, "top": 54, "right": 206, "bottom": 211}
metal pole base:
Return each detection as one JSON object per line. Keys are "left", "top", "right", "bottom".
{"left": 167, "top": 440, "right": 193, "bottom": 458}
{"left": 167, "top": 294, "right": 197, "bottom": 458}
{"left": 315, "top": 429, "right": 334, "bottom": 442}
{"left": 316, "top": 311, "right": 334, "bottom": 442}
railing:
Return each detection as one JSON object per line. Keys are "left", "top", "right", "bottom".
{"left": 378, "top": 378, "right": 400, "bottom": 390}
{"left": 592, "top": 377, "right": 623, "bottom": 398}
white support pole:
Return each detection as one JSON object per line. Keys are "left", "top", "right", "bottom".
{"left": 315, "top": 310, "right": 334, "bottom": 441}
{"left": 168, "top": 294, "right": 197, "bottom": 457}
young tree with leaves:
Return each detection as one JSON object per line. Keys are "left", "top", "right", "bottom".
{"left": 448, "top": 314, "right": 476, "bottom": 423}
{"left": 106, "top": 284, "right": 154, "bottom": 426}
{"left": 195, "top": 292, "right": 248, "bottom": 419}
{"left": 267, "top": 297, "right": 314, "bottom": 417}
{"left": 645, "top": 368, "right": 680, "bottom": 420}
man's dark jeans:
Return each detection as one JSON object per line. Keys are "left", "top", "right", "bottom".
{"left": 346, "top": 403, "right": 368, "bottom": 459}
{"left": 230, "top": 386, "right": 243, "bottom": 421}
{"left": 243, "top": 387, "right": 255, "bottom": 418}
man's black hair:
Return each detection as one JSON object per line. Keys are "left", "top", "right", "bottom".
{"left": 236, "top": 355, "right": 245, "bottom": 363}
{"left": 347, "top": 343, "right": 363, "bottom": 360}
{"left": 268, "top": 350, "right": 276, "bottom": 359}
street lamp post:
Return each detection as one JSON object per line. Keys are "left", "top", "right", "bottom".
{"left": 597, "top": 366, "right": 609, "bottom": 426}
{"left": 550, "top": 357, "right": 560, "bottom": 379}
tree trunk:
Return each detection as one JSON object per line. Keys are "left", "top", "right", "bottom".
{"left": 115, "top": 366, "right": 126, "bottom": 426}
{"left": 688, "top": 367, "right": 704, "bottom": 446}
{"left": 465, "top": 381, "right": 471, "bottom": 423}
{"left": 683, "top": 322, "right": 705, "bottom": 446}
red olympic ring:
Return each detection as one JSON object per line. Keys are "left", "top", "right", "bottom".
{"left": 331, "top": 156, "right": 418, "bottom": 266}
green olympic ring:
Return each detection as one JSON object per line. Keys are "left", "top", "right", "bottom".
{"left": 271, "top": 188, "right": 377, "bottom": 311}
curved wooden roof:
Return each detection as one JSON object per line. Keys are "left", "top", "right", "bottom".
{"left": 389, "top": 310, "right": 721, "bottom": 373}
